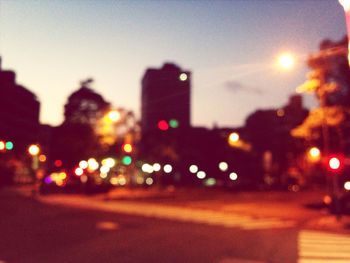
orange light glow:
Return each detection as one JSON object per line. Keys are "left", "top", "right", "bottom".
{"left": 39, "top": 154, "right": 47, "bottom": 162}
{"left": 228, "top": 132, "right": 239, "bottom": 143}
{"left": 123, "top": 143, "right": 133, "bottom": 153}
{"left": 107, "top": 110, "right": 121, "bottom": 123}
{"left": 307, "top": 147, "right": 321, "bottom": 162}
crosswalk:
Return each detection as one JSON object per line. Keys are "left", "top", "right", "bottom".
{"left": 298, "top": 230, "right": 350, "bottom": 263}
{"left": 39, "top": 195, "right": 296, "bottom": 230}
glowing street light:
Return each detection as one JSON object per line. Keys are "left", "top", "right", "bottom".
{"left": 228, "top": 132, "right": 239, "bottom": 143}
{"left": 28, "top": 144, "right": 40, "bottom": 156}
{"left": 307, "top": 147, "right": 321, "bottom": 162}
{"left": 277, "top": 53, "right": 295, "bottom": 70}
{"left": 107, "top": 110, "right": 121, "bottom": 123}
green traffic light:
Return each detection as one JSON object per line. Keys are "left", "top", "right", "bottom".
{"left": 169, "top": 119, "right": 179, "bottom": 128}
{"left": 122, "top": 156, "right": 132, "bottom": 166}
{"left": 5, "top": 141, "right": 13, "bottom": 150}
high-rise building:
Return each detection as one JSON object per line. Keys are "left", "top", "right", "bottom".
{"left": 141, "top": 63, "right": 191, "bottom": 133}
{"left": 0, "top": 57, "right": 40, "bottom": 149}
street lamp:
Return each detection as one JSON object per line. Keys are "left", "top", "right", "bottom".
{"left": 28, "top": 144, "right": 40, "bottom": 194}
{"left": 307, "top": 147, "right": 321, "bottom": 162}
{"left": 277, "top": 53, "right": 296, "bottom": 70}
{"left": 228, "top": 132, "right": 251, "bottom": 151}
{"left": 228, "top": 132, "right": 239, "bottom": 143}
{"left": 107, "top": 110, "right": 121, "bottom": 123}
{"left": 28, "top": 144, "right": 40, "bottom": 156}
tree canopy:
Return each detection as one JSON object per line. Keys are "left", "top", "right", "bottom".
{"left": 64, "top": 79, "right": 110, "bottom": 126}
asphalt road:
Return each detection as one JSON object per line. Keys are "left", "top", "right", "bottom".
{"left": 1, "top": 188, "right": 350, "bottom": 263}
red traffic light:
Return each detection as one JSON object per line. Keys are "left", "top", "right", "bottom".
{"left": 158, "top": 120, "right": 169, "bottom": 131}
{"left": 327, "top": 155, "right": 344, "bottom": 173}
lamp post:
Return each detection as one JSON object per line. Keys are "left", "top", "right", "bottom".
{"left": 278, "top": 48, "right": 346, "bottom": 218}
{"left": 28, "top": 144, "right": 40, "bottom": 195}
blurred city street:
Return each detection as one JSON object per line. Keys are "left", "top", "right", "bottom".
{"left": 1, "top": 1, "right": 350, "bottom": 262}
{"left": 1, "top": 185, "right": 350, "bottom": 263}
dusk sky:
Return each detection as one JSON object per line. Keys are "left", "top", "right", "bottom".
{"left": 0, "top": 0, "right": 347, "bottom": 128}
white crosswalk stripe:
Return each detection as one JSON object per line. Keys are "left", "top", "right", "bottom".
{"left": 298, "top": 230, "right": 350, "bottom": 263}
{"left": 39, "top": 196, "right": 295, "bottom": 230}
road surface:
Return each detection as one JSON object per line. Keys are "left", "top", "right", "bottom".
{"left": 1, "top": 187, "right": 350, "bottom": 263}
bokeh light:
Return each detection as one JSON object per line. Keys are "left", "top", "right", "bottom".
{"left": 196, "top": 171, "right": 206, "bottom": 179}
{"left": 164, "top": 164, "right": 173, "bottom": 173}
{"left": 219, "top": 161, "right": 228, "bottom": 172}
{"left": 229, "top": 172, "right": 238, "bottom": 181}
{"left": 189, "top": 164, "right": 198, "bottom": 173}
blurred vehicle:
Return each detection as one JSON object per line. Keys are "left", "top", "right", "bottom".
{"left": 39, "top": 168, "right": 81, "bottom": 194}
{"left": 324, "top": 180, "right": 350, "bottom": 215}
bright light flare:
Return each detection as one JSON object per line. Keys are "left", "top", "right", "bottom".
{"left": 153, "top": 163, "right": 161, "bottom": 172}
{"left": 123, "top": 143, "right": 133, "bottom": 153}
{"left": 229, "top": 172, "right": 238, "bottom": 181}
{"left": 88, "top": 158, "right": 99, "bottom": 172}
{"left": 164, "top": 164, "right": 173, "bottom": 173}
{"left": 142, "top": 163, "right": 154, "bottom": 173}
{"left": 219, "top": 162, "right": 228, "bottom": 172}
{"left": 277, "top": 53, "right": 295, "bottom": 70}
{"left": 308, "top": 147, "right": 321, "bottom": 162}
{"left": 75, "top": 167, "right": 84, "bottom": 176}
{"left": 229, "top": 132, "right": 239, "bottom": 143}
{"left": 329, "top": 157, "right": 341, "bottom": 170}
{"left": 0, "top": 141, "right": 5, "bottom": 151}
{"left": 179, "top": 73, "right": 188, "bottom": 81}
{"left": 196, "top": 171, "right": 206, "bottom": 179}
{"left": 189, "top": 164, "right": 198, "bottom": 173}
{"left": 79, "top": 160, "right": 88, "bottom": 169}
{"left": 100, "top": 165, "right": 110, "bottom": 174}
{"left": 28, "top": 144, "right": 40, "bottom": 156}
{"left": 344, "top": 181, "right": 350, "bottom": 191}
{"left": 107, "top": 110, "right": 121, "bottom": 123}
{"left": 102, "top": 158, "right": 116, "bottom": 168}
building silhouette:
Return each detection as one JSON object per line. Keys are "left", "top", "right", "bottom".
{"left": 0, "top": 57, "right": 40, "bottom": 151}
{"left": 141, "top": 63, "right": 191, "bottom": 133}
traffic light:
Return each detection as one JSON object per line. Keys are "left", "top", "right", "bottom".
{"left": 122, "top": 156, "right": 132, "bottom": 166}
{"left": 158, "top": 120, "right": 169, "bottom": 131}
{"left": 0, "top": 141, "right": 5, "bottom": 151}
{"left": 327, "top": 155, "right": 344, "bottom": 173}
{"left": 158, "top": 119, "right": 179, "bottom": 130}
{"left": 5, "top": 141, "right": 14, "bottom": 150}
{"left": 169, "top": 119, "right": 179, "bottom": 128}
{"left": 0, "top": 140, "right": 14, "bottom": 152}
{"left": 122, "top": 143, "right": 133, "bottom": 153}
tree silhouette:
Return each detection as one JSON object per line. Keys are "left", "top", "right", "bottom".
{"left": 64, "top": 79, "right": 110, "bottom": 126}
{"left": 50, "top": 79, "right": 110, "bottom": 168}
{"left": 292, "top": 37, "right": 350, "bottom": 154}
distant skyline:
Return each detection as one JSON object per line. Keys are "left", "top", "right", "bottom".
{"left": 0, "top": 0, "right": 347, "bottom": 128}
